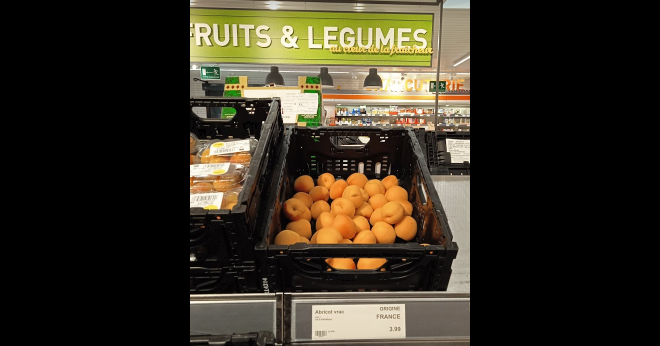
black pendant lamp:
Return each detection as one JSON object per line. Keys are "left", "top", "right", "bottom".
{"left": 318, "top": 67, "right": 334, "bottom": 86}
{"left": 265, "top": 66, "right": 284, "bottom": 85}
{"left": 363, "top": 68, "right": 382, "bottom": 89}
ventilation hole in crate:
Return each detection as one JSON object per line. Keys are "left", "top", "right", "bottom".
{"left": 375, "top": 162, "right": 381, "bottom": 178}
{"left": 343, "top": 159, "right": 348, "bottom": 163}
{"left": 343, "top": 167, "right": 348, "bottom": 171}
{"left": 358, "top": 162, "right": 364, "bottom": 173}
{"left": 343, "top": 163, "right": 348, "bottom": 167}
{"left": 366, "top": 160, "right": 372, "bottom": 163}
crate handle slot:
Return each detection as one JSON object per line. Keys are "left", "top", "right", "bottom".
{"left": 329, "top": 135, "right": 370, "bottom": 150}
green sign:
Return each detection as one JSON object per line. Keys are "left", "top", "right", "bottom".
{"left": 200, "top": 66, "right": 220, "bottom": 80}
{"left": 190, "top": 9, "right": 434, "bottom": 67}
{"left": 429, "top": 81, "right": 446, "bottom": 92}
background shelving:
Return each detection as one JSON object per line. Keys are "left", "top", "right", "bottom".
{"left": 332, "top": 105, "right": 470, "bottom": 130}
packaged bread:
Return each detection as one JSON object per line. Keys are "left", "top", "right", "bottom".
{"left": 194, "top": 138, "right": 258, "bottom": 165}
{"left": 190, "top": 162, "right": 248, "bottom": 194}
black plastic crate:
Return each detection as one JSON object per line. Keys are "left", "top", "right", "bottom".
{"left": 254, "top": 126, "right": 458, "bottom": 292}
{"left": 190, "top": 266, "right": 260, "bottom": 294}
{"left": 413, "top": 128, "right": 430, "bottom": 173}
{"left": 190, "top": 331, "right": 275, "bottom": 346}
{"left": 425, "top": 130, "right": 470, "bottom": 175}
{"left": 190, "top": 97, "right": 283, "bottom": 293}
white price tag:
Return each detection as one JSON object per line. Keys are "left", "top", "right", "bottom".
{"left": 446, "top": 138, "right": 470, "bottom": 163}
{"left": 311, "top": 304, "right": 406, "bottom": 340}
{"left": 190, "top": 163, "right": 231, "bottom": 177}
{"left": 208, "top": 139, "right": 251, "bottom": 156}
{"left": 189, "top": 192, "right": 224, "bottom": 209}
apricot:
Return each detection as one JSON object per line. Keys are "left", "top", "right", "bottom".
{"left": 286, "top": 219, "right": 312, "bottom": 239}
{"left": 371, "top": 221, "right": 396, "bottom": 244}
{"left": 352, "top": 216, "right": 371, "bottom": 233}
{"left": 339, "top": 239, "right": 353, "bottom": 244}
{"left": 292, "top": 192, "right": 314, "bottom": 209}
{"left": 381, "top": 201, "right": 405, "bottom": 224}
{"left": 355, "top": 202, "right": 373, "bottom": 219}
{"left": 370, "top": 208, "right": 383, "bottom": 225}
{"left": 353, "top": 230, "right": 377, "bottom": 244}
{"left": 359, "top": 188, "right": 370, "bottom": 202}
{"left": 190, "top": 155, "right": 195, "bottom": 165}
{"left": 330, "top": 197, "right": 356, "bottom": 218}
{"left": 310, "top": 200, "right": 331, "bottom": 220}
{"left": 381, "top": 175, "right": 399, "bottom": 190}
{"left": 398, "top": 200, "right": 413, "bottom": 216}
{"left": 326, "top": 258, "right": 356, "bottom": 270}
{"left": 346, "top": 172, "right": 368, "bottom": 188}
{"left": 363, "top": 179, "right": 386, "bottom": 197}
{"left": 317, "top": 173, "right": 335, "bottom": 190}
{"left": 298, "top": 237, "right": 310, "bottom": 244}
{"left": 385, "top": 186, "right": 408, "bottom": 202}
{"left": 342, "top": 185, "right": 364, "bottom": 208}
{"left": 331, "top": 214, "right": 358, "bottom": 239}
{"left": 300, "top": 208, "right": 312, "bottom": 222}
{"left": 315, "top": 227, "right": 343, "bottom": 244}
{"left": 315, "top": 211, "right": 335, "bottom": 231}
{"left": 309, "top": 186, "right": 330, "bottom": 202}
{"left": 274, "top": 230, "right": 302, "bottom": 245}
{"left": 310, "top": 232, "right": 318, "bottom": 244}
{"left": 293, "top": 175, "right": 315, "bottom": 193}
{"left": 329, "top": 179, "right": 348, "bottom": 200}
{"left": 368, "top": 194, "right": 389, "bottom": 210}
{"left": 357, "top": 258, "right": 387, "bottom": 270}
{"left": 283, "top": 198, "right": 311, "bottom": 221}
{"left": 394, "top": 216, "right": 417, "bottom": 241}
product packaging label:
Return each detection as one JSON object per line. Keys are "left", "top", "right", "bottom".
{"left": 311, "top": 304, "right": 406, "bottom": 340}
{"left": 189, "top": 192, "right": 224, "bottom": 209}
{"left": 190, "top": 163, "right": 231, "bottom": 177}
{"left": 209, "top": 139, "right": 251, "bottom": 156}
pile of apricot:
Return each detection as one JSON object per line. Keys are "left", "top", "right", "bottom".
{"left": 272, "top": 172, "right": 420, "bottom": 270}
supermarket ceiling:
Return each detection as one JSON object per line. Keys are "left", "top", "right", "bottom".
{"left": 190, "top": 0, "right": 469, "bottom": 75}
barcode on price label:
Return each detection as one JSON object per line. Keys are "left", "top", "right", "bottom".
{"left": 190, "top": 193, "right": 224, "bottom": 209}
{"left": 209, "top": 139, "right": 251, "bottom": 156}
{"left": 311, "top": 304, "right": 405, "bottom": 340}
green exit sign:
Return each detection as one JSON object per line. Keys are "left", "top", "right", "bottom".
{"left": 201, "top": 66, "right": 220, "bottom": 80}
{"left": 429, "top": 80, "right": 446, "bottom": 92}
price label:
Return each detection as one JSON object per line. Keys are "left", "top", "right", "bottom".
{"left": 209, "top": 139, "right": 251, "bottom": 156}
{"left": 311, "top": 304, "right": 406, "bottom": 340}
{"left": 445, "top": 138, "right": 470, "bottom": 163}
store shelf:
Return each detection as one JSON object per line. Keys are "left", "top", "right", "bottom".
{"left": 190, "top": 293, "right": 282, "bottom": 339}
{"left": 285, "top": 292, "right": 470, "bottom": 345}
